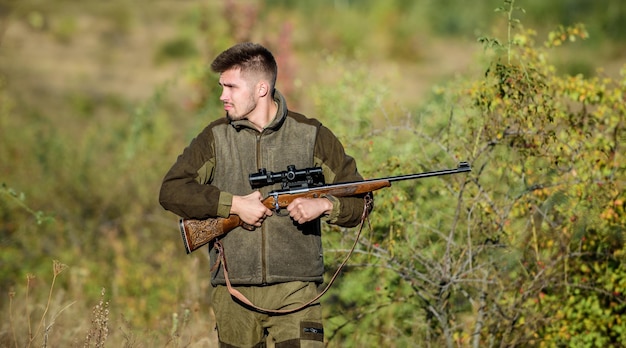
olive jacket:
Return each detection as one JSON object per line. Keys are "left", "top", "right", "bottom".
{"left": 159, "top": 90, "right": 368, "bottom": 286}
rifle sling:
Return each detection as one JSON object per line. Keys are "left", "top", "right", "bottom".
{"left": 213, "top": 194, "right": 373, "bottom": 315}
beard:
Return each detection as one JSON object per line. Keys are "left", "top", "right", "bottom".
{"left": 225, "top": 94, "right": 257, "bottom": 122}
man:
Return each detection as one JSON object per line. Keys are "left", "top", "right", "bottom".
{"left": 159, "top": 42, "right": 369, "bottom": 347}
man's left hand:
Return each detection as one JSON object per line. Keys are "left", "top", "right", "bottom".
{"left": 286, "top": 197, "right": 333, "bottom": 224}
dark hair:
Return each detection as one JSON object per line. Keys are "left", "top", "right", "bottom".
{"left": 210, "top": 42, "right": 278, "bottom": 89}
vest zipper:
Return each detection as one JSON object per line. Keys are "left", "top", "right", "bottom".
{"left": 256, "top": 133, "right": 268, "bottom": 284}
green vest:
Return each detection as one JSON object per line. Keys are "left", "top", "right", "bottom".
{"left": 209, "top": 92, "right": 324, "bottom": 286}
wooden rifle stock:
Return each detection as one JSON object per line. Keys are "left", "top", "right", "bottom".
{"left": 179, "top": 161, "right": 471, "bottom": 253}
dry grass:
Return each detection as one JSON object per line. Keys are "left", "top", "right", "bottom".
{"left": 2, "top": 260, "right": 219, "bottom": 347}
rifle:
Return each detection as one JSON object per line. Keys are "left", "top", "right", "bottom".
{"left": 179, "top": 161, "right": 471, "bottom": 253}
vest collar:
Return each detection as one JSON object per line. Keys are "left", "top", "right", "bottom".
{"left": 230, "top": 89, "right": 288, "bottom": 132}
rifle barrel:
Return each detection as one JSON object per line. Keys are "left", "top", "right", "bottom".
{"left": 386, "top": 161, "right": 471, "bottom": 183}
{"left": 335, "top": 161, "right": 470, "bottom": 185}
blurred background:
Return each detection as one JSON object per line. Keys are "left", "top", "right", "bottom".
{"left": 1, "top": 0, "right": 625, "bottom": 347}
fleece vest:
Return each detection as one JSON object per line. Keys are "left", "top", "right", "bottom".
{"left": 208, "top": 107, "right": 325, "bottom": 286}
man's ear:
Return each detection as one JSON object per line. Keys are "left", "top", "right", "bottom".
{"left": 258, "top": 81, "right": 269, "bottom": 98}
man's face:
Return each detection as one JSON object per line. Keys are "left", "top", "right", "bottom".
{"left": 218, "top": 68, "right": 257, "bottom": 121}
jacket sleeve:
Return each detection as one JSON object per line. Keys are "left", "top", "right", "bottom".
{"left": 159, "top": 126, "right": 229, "bottom": 220}
{"left": 314, "top": 125, "right": 373, "bottom": 227}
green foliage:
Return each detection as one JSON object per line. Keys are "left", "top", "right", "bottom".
{"left": 316, "top": 2, "right": 625, "bottom": 347}
{"left": 155, "top": 37, "right": 199, "bottom": 63}
{"left": 310, "top": 54, "right": 385, "bottom": 139}
{"left": 0, "top": 184, "right": 55, "bottom": 226}
{"left": 459, "top": 13, "right": 623, "bottom": 348}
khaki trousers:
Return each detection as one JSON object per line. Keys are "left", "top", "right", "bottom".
{"left": 211, "top": 281, "right": 325, "bottom": 348}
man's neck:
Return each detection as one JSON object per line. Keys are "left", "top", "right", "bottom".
{"left": 249, "top": 99, "right": 278, "bottom": 131}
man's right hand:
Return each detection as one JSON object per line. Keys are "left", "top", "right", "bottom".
{"left": 230, "top": 191, "right": 273, "bottom": 227}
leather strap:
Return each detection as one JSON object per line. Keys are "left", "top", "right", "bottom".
{"left": 214, "top": 195, "right": 373, "bottom": 314}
